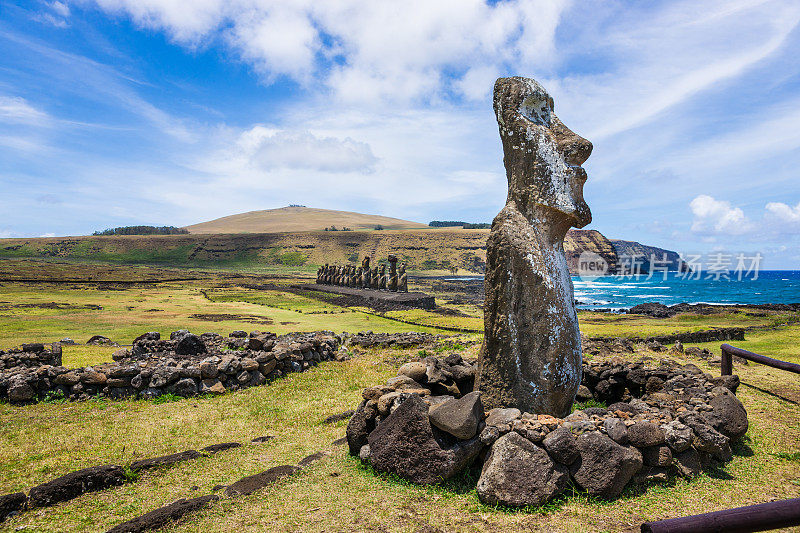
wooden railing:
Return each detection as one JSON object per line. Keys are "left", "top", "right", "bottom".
{"left": 641, "top": 497, "right": 800, "bottom": 532}
{"left": 720, "top": 344, "right": 800, "bottom": 376}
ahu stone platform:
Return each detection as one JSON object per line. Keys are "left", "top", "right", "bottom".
{"left": 348, "top": 354, "right": 748, "bottom": 506}
{"left": 299, "top": 284, "right": 435, "bottom": 310}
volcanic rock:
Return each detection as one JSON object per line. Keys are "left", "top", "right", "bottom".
{"left": 477, "top": 432, "right": 569, "bottom": 507}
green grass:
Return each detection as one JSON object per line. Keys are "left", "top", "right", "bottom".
{"left": 0, "top": 258, "right": 799, "bottom": 532}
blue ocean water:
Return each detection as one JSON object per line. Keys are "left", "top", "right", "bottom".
{"left": 572, "top": 270, "right": 800, "bottom": 310}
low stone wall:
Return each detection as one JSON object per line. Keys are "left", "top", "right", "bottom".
{"left": 0, "top": 344, "right": 62, "bottom": 371}
{"left": 347, "top": 331, "right": 452, "bottom": 349}
{"left": 0, "top": 330, "right": 341, "bottom": 404}
{"left": 348, "top": 355, "right": 747, "bottom": 506}
{"left": 588, "top": 327, "right": 745, "bottom": 347}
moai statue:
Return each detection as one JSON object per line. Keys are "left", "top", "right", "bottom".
{"left": 361, "top": 257, "right": 371, "bottom": 288}
{"left": 476, "top": 77, "right": 593, "bottom": 418}
{"left": 336, "top": 265, "right": 344, "bottom": 286}
{"left": 356, "top": 267, "right": 363, "bottom": 288}
{"left": 363, "top": 263, "right": 372, "bottom": 288}
{"left": 398, "top": 263, "right": 408, "bottom": 292}
{"left": 388, "top": 255, "right": 399, "bottom": 292}
{"left": 378, "top": 264, "right": 387, "bottom": 290}
{"left": 316, "top": 265, "right": 324, "bottom": 284}
{"left": 371, "top": 266, "right": 379, "bottom": 289}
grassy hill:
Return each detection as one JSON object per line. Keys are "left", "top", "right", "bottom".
{"left": 0, "top": 208, "right": 684, "bottom": 275}
{"left": 184, "top": 206, "right": 429, "bottom": 234}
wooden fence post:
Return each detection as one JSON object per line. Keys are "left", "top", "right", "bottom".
{"left": 720, "top": 345, "right": 733, "bottom": 376}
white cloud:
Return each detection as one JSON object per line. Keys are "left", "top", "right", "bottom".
{"left": 87, "top": 0, "right": 571, "bottom": 103}
{"left": 765, "top": 201, "right": 800, "bottom": 224}
{"left": 39, "top": 232, "right": 56, "bottom": 237}
{"left": 229, "top": 127, "right": 378, "bottom": 173}
{"left": 0, "top": 96, "right": 49, "bottom": 124}
{"left": 689, "top": 195, "right": 800, "bottom": 239}
{"left": 690, "top": 195, "right": 754, "bottom": 235}
{"left": 51, "top": 2, "right": 71, "bottom": 17}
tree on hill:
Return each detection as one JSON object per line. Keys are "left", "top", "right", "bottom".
{"left": 92, "top": 226, "right": 189, "bottom": 236}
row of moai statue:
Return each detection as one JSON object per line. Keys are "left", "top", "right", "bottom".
{"left": 317, "top": 255, "right": 408, "bottom": 292}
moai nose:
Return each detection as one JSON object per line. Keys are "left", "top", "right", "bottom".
{"left": 551, "top": 117, "right": 592, "bottom": 166}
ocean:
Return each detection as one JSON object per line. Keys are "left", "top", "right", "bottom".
{"left": 572, "top": 270, "right": 800, "bottom": 310}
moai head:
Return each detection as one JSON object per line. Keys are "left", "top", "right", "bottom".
{"left": 362, "top": 256, "right": 370, "bottom": 270}
{"left": 493, "top": 77, "right": 592, "bottom": 231}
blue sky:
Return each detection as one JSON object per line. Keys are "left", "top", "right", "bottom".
{"left": 1, "top": 0, "right": 800, "bottom": 268}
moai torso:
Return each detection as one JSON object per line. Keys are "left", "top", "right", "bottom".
{"left": 476, "top": 77, "right": 592, "bottom": 418}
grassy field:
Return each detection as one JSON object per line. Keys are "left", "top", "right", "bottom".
{"left": 1, "top": 259, "right": 799, "bottom": 532}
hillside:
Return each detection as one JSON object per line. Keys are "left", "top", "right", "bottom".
{"left": 184, "top": 206, "right": 429, "bottom": 234}
{"left": 0, "top": 228, "right": 655, "bottom": 275}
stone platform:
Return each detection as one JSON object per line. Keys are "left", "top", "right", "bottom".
{"left": 299, "top": 284, "right": 436, "bottom": 310}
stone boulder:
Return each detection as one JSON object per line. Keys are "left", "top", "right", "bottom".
{"left": 0, "top": 492, "right": 26, "bottom": 523}
{"left": 346, "top": 400, "right": 377, "bottom": 455}
{"left": 542, "top": 427, "right": 579, "bottom": 465}
{"left": 367, "top": 394, "right": 483, "bottom": 484}
{"left": 570, "top": 432, "right": 642, "bottom": 499}
{"left": 703, "top": 393, "right": 748, "bottom": 439}
{"left": 626, "top": 422, "right": 665, "bottom": 447}
{"left": 476, "top": 432, "right": 569, "bottom": 507}
{"left": 397, "top": 361, "right": 427, "bottom": 383}
{"left": 428, "top": 391, "right": 484, "bottom": 440}
{"left": 175, "top": 334, "right": 206, "bottom": 356}
{"left": 28, "top": 465, "right": 125, "bottom": 508}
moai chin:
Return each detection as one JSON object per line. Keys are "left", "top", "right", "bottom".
{"left": 476, "top": 76, "right": 592, "bottom": 418}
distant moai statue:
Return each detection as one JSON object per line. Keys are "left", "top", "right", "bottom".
{"left": 337, "top": 266, "right": 344, "bottom": 286}
{"left": 388, "top": 255, "right": 399, "bottom": 291}
{"left": 378, "top": 264, "right": 387, "bottom": 290}
{"left": 398, "top": 263, "right": 408, "bottom": 292}
{"left": 356, "top": 267, "right": 363, "bottom": 288}
{"left": 371, "top": 266, "right": 379, "bottom": 289}
{"left": 361, "top": 257, "right": 371, "bottom": 289}
{"left": 476, "top": 76, "right": 592, "bottom": 418}
{"left": 317, "top": 265, "right": 324, "bottom": 284}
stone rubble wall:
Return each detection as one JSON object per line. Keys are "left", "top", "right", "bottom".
{"left": 346, "top": 331, "right": 452, "bottom": 349}
{"left": 347, "top": 354, "right": 748, "bottom": 506}
{"left": 588, "top": 327, "right": 745, "bottom": 346}
{"left": 0, "top": 344, "right": 62, "bottom": 370}
{"left": 0, "top": 330, "right": 341, "bottom": 404}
